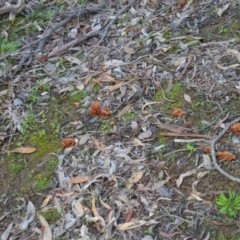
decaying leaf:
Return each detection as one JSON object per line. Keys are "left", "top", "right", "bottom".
{"left": 184, "top": 93, "right": 191, "bottom": 103}
{"left": 176, "top": 169, "right": 197, "bottom": 188}
{"left": 227, "top": 49, "right": 240, "bottom": 62}
{"left": 21, "top": 201, "right": 36, "bottom": 230}
{"left": 91, "top": 196, "right": 100, "bottom": 217}
{"left": 126, "top": 170, "right": 143, "bottom": 189}
{"left": 172, "top": 108, "right": 186, "bottom": 117}
{"left": 124, "top": 45, "right": 135, "bottom": 54}
{"left": 41, "top": 195, "right": 52, "bottom": 208}
{"left": 116, "top": 222, "right": 135, "bottom": 230}
{"left": 160, "top": 231, "right": 181, "bottom": 239}
{"left": 116, "top": 104, "right": 132, "bottom": 118}
{"left": 70, "top": 176, "right": 92, "bottom": 184}
{"left": 78, "top": 133, "right": 89, "bottom": 145}
{"left": 152, "top": 176, "right": 171, "bottom": 191}
{"left": 217, "top": 3, "right": 230, "bottom": 17}
{"left": 99, "top": 197, "right": 112, "bottom": 210}
{"left": 93, "top": 138, "right": 105, "bottom": 153}
{"left": 4, "top": 147, "right": 37, "bottom": 154}
{"left": 138, "top": 130, "right": 152, "bottom": 140}
{"left": 55, "top": 191, "right": 75, "bottom": 198}
{"left": 125, "top": 207, "right": 133, "bottom": 223}
{"left": 37, "top": 213, "right": 52, "bottom": 240}
{"left": 229, "top": 123, "right": 240, "bottom": 135}
{"left": 1, "top": 222, "right": 13, "bottom": 240}
{"left": 104, "top": 59, "right": 125, "bottom": 67}
{"left": 108, "top": 82, "right": 123, "bottom": 92}
{"left": 216, "top": 151, "right": 236, "bottom": 162}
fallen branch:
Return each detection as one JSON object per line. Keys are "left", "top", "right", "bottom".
{"left": 39, "top": 29, "right": 98, "bottom": 61}
{"left": 211, "top": 116, "right": 240, "bottom": 183}
{"left": 37, "top": 0, "right": 109, "bottom": 52}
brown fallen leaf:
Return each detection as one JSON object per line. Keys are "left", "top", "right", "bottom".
{"left": 93, "top": 138, "right": 105, "bottom": 153}
{"left": 91, "top": 196, "right": 100, "bottom": 217}
{"left": 4, "top": 147, "right": 37, "bottom": 154}
{"left": 125, "top": 207, "right": 133, "bottom": 223}
{"left": 116, "top": 222, "right": 135, "bottom": 230}
{"left": 216, "top": 151, "right": 236, "bottom": 162}
{"left": 160, "top": 231, "right": 181, "bottom": 238}
{"left": 70, "top": 176, "right": 91, "bottom": 184}
{"left": 37, "top": 213, "right": 52, "bottom": 239}
{"left": 99, "top": 197, "right": 112, "bottom": 210}
{"left": 40, "top": 195, "right": 52, "bottom": 208}
{"left": 55, "top": 191, "right": 75, "bottom": 197}
{"left": 126, "top": 170, "right": 143, "bottom": 189}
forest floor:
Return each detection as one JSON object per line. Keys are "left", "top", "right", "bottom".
{"left": 1, "top": 0, "right": 240, "bottom": 239}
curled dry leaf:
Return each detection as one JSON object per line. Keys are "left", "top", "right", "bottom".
{"left": 176, "top": 169, "right": 197, "bottom": 188}
{"left": 126, "top": 170, "right": 143, "bottom": 189}
{"left": 93, "top": 138, "right": 105, "bottom": 153}
{"left": 37, "top": 213, "right": 52, "bottom": 240}
{"left": 41, "top": 195, "right": 52, "bottom": 208}
{"left": 91, "top": 196, "right": 100, "bottom": 217}
{"left": 172, "top": 108, "right": 186, "bottom": 118}
{"left": 99, "top": 197, "right": 112, "bottom": 210}
{"left": 116, "top": 222, "right": 135, "bottom": 230}
{"left": 61, "top": 138, "right": 77, "bottom": 149}
{"left": 4, "top": 147, "right": 37, "bottom": 154}
{"left": 229, "top": 123, "right": 240, "bottom": 135}
{"left": 70, "top": 176, "right": 92, "bottom": 184}
{"left": 125, "top": 207, "right": 133, "bottom": 223}
{"left": 21, "top": 201, "right": 36, "bottom": 230}
{"left": 216, "top": 151, "right": 236, "bottom": 162}
{"left": 89, "top": 102, "right": 110, "bottom": 117}
{"left": 124, "top": 45, "right": 135, "bottom": 54}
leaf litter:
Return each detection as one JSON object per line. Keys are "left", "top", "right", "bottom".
{"left": 1, "top": 0, "right": 240, "bottom": 239}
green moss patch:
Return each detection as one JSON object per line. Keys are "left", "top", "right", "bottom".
{"left": 69, "top": 90, "right": 87, "bottom": 103}
{"left": 154, "top": 83, "right": 185, "bottom": 112}
{"left": 39, "top": 209, "right": 61, "bottom": 224}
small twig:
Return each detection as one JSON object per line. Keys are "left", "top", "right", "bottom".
{"left": 46, "top": 30, "right": 99, "bottom": 59}
{"left": 37, "top": 1, "right": 108, "bottom": 52}
{"left": 211, "top": 116, "right": 240, "bottom": 183}
{"left": 176, "top": 54, "right": 195, "bottom": 81}
{"left": 159, "top": 132, "right": 213, "bottom": 139}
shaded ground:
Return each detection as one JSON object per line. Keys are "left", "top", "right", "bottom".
{"left": 1, "top": 0, "right": 240, "bottom": 239}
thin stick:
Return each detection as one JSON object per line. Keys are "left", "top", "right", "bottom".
{"left": 210, "top": 116, "right": 240, "bottom": 182}
{"left": 176, "top": 54, "right": 195, "bottom": 81}
{"left": 37, "top": 1, "right": 108, "bottom": 52}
